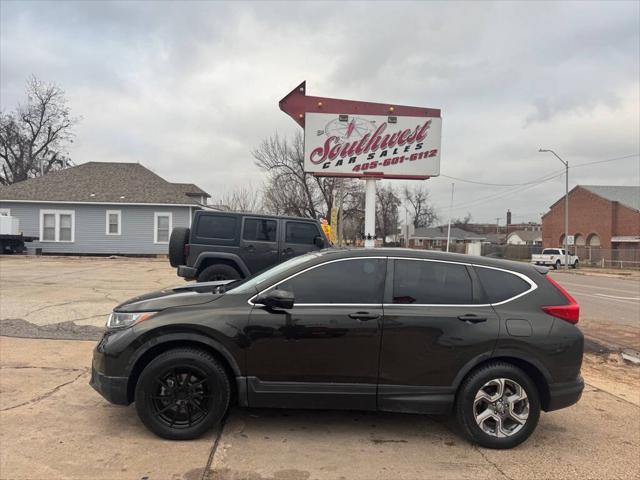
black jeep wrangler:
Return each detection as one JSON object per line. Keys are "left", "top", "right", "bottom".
{"left": 169, "top": 211, "right": 330, "bottom": 282}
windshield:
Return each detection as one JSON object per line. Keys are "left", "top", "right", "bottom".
{"left": 230, "top": 251, "right": 325, "bottom": 294}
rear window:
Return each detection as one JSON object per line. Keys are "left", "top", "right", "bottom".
{"left": 285, "top": 222, "right": 319, "bottom": 245}
{"left": 243, "top": 218, "right": 277, "bottom": 242}
{"left": 393, "top": 260, "right": 473, "bottom": 304}
{"left": 542, "top": 249, "right": 559, "bottom": 255}
{"left": 196, "top": 215, "right": 237, "bottom": 239}
{"left": 475, "top": 267, "right": 531, "bottom": 303}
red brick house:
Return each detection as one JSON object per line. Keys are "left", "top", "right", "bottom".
{"left": 542, "top": 185, "right": 640, "bottom": 251}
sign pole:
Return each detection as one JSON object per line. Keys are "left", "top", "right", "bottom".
{"left": 364, "top": 178, "right": 377, "bottom": 248}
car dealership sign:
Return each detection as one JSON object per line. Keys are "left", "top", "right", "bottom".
{"left": 280, "top": 81, "right": 442, "bottom": 180}
{"left": 304, "top": 113, "right": 441, "bottom": 178}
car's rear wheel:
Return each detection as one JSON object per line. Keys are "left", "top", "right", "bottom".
{"left": 455, "top": 362, "right": 540, "bottom": 449}
{"left": 197, "top": 264, "right": 241, "bottom": 282}
{"left": 554, "top": 260, "right": 561, "bottom": 270}
{"left": 572, "top": 260, "right": 579, "bottom": 269}
{"left": 134, "top": 348, "right": 230, "bottom": 440}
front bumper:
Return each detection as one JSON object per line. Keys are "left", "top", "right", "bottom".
{"left": 177, "top": 265, "right": 197, "bottom": 279}
{"left": 90, "top": 367, "right": 130, "bottom": 405}
{"left": 546, "top": 377, "right": 584, "bottom": 411}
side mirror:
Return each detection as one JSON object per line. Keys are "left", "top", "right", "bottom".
{"left": 313, "top": 235, "right": 325, "bottom": 248}
{"left": 254, "top": 289, "right": 294, "bottom": 309}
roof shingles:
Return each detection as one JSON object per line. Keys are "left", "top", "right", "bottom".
{"left": 0, "top": 162, "right": 209, "bottom": 205}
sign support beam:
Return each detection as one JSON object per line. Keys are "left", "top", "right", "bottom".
{"left": 364, "top": 178, "right": 377, "bottom": 248}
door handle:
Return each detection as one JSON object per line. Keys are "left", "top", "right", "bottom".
{"left": 348, "top": 312, "right": 380, "bottom": 321}
{"left": 244, "top": 245, "right": 255, "bottom": 252}
{"left": 282, "top": 248, "right": 294, "bottom": 255}
{"left": 457, "top": 314, "right": 487, "bottom": 324}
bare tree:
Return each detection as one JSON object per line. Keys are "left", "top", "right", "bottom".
{"left": 452, "top": 212, "right": 472, "bottom": 227}
{"left": 0, "top": 76, "right": 77, "bottom": 185}
{"left": 253, "top": 132, "right": 343, "bottom": 219}
{"left": 211, "top": 185, "right": 263, "bottom": 213}
{"left": 403, "top": 184, "right": 438, "bottom": 228}
{"left": 376, "top": 184, "right": 401, "bottom": 241}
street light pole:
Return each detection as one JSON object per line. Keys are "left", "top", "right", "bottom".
{"left": 539, "top": 149, "right": 569, "bottom": 270}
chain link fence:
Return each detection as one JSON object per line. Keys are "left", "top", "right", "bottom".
{"left": 406, "top": 243, "right": 640, "bottom": 269}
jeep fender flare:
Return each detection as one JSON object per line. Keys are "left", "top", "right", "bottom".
{"left": 193, "top": 252, "right": 251, "bottom": 277}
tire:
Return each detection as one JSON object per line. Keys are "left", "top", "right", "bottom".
{"left": 134, "top": 348, "right": 230, "bottom": 440}
{"left": 572, "top": 260, "right": 579, "bottom": 269}
{"left": 197, "top": 263, "right": 241, "bottom": 283}
{"left": 455, "top": 362, "right": 541, "bottom": 449}
{"left": 554, "top": 260, "right": 561, "bottom": 270}
{"left": 169, "top": 227, "right": 190, "bottom": 267}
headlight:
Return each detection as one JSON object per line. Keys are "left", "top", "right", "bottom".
{"left": 106, "top": 311, "right": 157, "bottom": 330}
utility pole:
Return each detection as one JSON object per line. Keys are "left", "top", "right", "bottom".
{"left": 539, "top": 149, "right": 569, "bottom": 270}
{"left": 446, "top": 183, "right": 454, "bottom": 252}
{"left": 495, "top": 217, "right": 500, "bottom": 234}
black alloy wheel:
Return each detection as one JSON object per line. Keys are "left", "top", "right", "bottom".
{"left": 135, "top": 348, "right": 230, "bottom": 440}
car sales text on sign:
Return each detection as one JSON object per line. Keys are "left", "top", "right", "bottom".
{"left": 304, "top": 113, "right": 442, "bottom": 179}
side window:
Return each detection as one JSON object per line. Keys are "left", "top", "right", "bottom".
{"left": 393, "top": 260, "right": 473, "bottom": 304}
{"left": 196, "top": 215, "right": 237, "bottom": 239}
{"left": 285, "top": 222, "right": 319, "bottom": 245}
{"left": 276, "top": 258, "right": 385, "bottom": 304}
{"left": 475, "top": 267, "right": 531, "bottom": 303}
{"left": 243, "top": 218, "right": 277, "bottom": 242}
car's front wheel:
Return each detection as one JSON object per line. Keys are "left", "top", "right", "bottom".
{"left": 455, "top": 362, "right": 540, "bottom": 449}
{"left": 134, "top": 348, "right": 230, "bottom": 440}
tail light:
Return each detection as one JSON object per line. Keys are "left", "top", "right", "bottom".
{"left": 183, "top": 244, "right": 190, "bottom": 259}
{"left": 542, "top": 276, "right": 580, "bottom": 324}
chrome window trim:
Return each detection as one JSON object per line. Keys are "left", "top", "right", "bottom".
{"left": 248, "top": 256, "right": 386, "bottom": 306}
{"left": 248, "top": 255, "right": 538, "bottom": 308}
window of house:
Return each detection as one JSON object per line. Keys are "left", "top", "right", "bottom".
{"left": 285, "top": 221, "right": 320, "bottom": 245}
{"left": 106, "top": 210, "right": 121, "bottom": 235}
{"left": 154, "top": 212, "right": 172, "bottom": 244}
{"left": 39, "top": 210, "right": 75, "bottom": 242}
{"left": 243, "top": 218, "right": 277, "bottom": 242}
{"left": 275, "top": 258, "right": 386, "bottom": 304}
{"left": 392, "top": 259, "right": 473, "bottom": 304}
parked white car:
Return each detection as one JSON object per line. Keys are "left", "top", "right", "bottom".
{"left": 531, "top": 248, "right": 579, "bottom": 269}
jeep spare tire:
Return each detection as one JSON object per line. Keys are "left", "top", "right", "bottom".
{"left": 169, "top": 227, "right": 190, "bottom": 267}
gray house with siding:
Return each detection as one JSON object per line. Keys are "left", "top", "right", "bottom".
{"left": 0, "top": 162, "right": 210, "bottom": 255}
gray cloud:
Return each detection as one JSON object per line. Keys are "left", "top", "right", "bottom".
{"left": 1, "top": 0, "right": 638, "bottom": 223}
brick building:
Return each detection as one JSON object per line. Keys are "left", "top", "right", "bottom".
{"left": 542, "top": 185, "right": 640, "bottom": 250}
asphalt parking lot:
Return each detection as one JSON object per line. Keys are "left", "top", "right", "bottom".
{"left": 1, "top": 256, "right": 639, "bottom": 480}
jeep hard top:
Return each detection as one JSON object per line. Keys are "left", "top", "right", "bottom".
{"left": 169, "top": 210, "right": 330, "bottom": 282}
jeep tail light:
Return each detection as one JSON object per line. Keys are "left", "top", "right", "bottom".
{"left": 184, "top": 244, "right": 190, "bottom": 259}
{"left": 542, "top": 276, "right": 580, "bottom": 324}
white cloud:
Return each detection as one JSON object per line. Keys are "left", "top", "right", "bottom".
{"left": 1, "top": 0, "right": 638, "bottom": 223}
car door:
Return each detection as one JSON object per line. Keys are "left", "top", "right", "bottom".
{"left": 245, "top": 256, "right": 386, "bottom": 410}
{"left": 240, "top": 217, "right": 280, "bottom": 274}
{"left": 281, "top": 220, "right": 322, "bottom": 260}
{"left": 378, "top": 258, "right": 500, "bottom": 414}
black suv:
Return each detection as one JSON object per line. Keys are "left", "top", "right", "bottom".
{"left": 91, "top": 248, "right": 583, "bottom": 449}
{"left": 169, "top": 211, "right": 329, "bottom": 282}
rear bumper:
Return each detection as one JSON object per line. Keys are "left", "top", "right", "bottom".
{"left": 90, "top": 367, "right": 130, "bottom": 405}
{"left": 177, "top": 265, "right": 197, "bottom": 279}
{"left": 546, "top": 377, "right": 584, "bottom": 411}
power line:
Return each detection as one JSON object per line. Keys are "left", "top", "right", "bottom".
{"left": 440, "top": 153, "right": 639, "bottom": 186}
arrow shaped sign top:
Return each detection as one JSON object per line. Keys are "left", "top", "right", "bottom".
{"left": 279, "top": 81, "right": 441, "bottom": 128}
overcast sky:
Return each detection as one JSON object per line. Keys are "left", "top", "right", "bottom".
{"left": 1, "top": 0, "right": 638, "bottom": 224}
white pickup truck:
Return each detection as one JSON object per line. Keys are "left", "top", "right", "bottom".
{"left": 531, "top": 248, "right": 579, "bottom": 269}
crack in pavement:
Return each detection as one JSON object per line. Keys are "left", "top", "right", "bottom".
{"left": 0, "top": 365, "right": 85, "bottom": 372}
{"left": 473, "top": 445, "right": 514, "bottom": 480}
{"left": 0, "top": 369, "right": 88, "bottom": 412}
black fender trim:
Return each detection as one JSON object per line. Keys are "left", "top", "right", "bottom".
{"left": 125, "top": 332, "right": 242, "bottom": 379}
{"left": 193, "top": 253, "right": 250, "bottom": 277}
